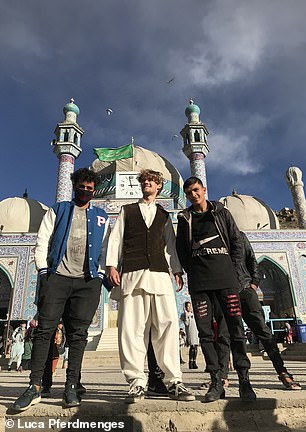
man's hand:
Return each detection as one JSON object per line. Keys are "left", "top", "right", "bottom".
{"left": 250, "top": 283, "right": 257, "bottom": 291}
{"left": 108, "top": 266, "right": 121, "bottom": 287}
{"left": 175, "top": 273, "right": 184, "bottom": 292}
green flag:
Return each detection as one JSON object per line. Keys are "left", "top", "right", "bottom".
{"left": 93, "top": 144, "right": 133, "bottom": 161}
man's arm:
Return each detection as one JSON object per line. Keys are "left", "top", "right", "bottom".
{"left": 98, "top": 217, "right": 111, "bottom": 272}
{"left": 176, "top": 215, "right": 189, "bottom": 273}
{"left": 106, "top": 207, "right": 125, "bottom": 286}
{"left": 163, "top": 216, "right": 183, "bottom": 291}
{"left": 242, "top": 232, "right": 260, "bottom": 288}
{"left": 223, "top": 208, "right": 244, "bottom": 289}
{"left": 34, "top": 207, "right": 56, "bottom": 275}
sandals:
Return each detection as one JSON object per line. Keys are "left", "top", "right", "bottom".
{"left": 278, "top": 372, "right": 302, "bottom": 390}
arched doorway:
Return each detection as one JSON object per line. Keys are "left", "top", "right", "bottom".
{"left": 257, "top": 257, "right": 296, "bottom": 318}
{"left": 0, "top": 267, "right": 14, "bottom": 353}
{"left": 0, "top": 268, "right": 13, "bottom": 321}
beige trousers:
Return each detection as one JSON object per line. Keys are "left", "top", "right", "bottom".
{"left": 118, "top": 289, "right": 182, "bottom": 389}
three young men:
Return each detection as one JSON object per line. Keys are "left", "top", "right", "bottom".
{"left": 13, "top": 169, "right": 262, "bottom": 410}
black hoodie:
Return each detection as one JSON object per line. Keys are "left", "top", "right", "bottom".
{"left": 176, "top": 201, "right": 244, "bottom": 292}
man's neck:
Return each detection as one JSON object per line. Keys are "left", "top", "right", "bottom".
{"left": 141, "top": 194, "right": 157, "bottom": 205}
{"left": 192, "top": 200, "right": 209, "bottom": 213}
{"left": 75, "top": 201, "right": 90, "bottom": 209}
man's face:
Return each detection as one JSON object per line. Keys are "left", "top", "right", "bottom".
{"left": 184, "top": 183, "right": 206, "bottom": 207}
{"left": 74, "top": 180, "right": 95, "bottom": 205}
{"left": 186, "top": 302, "right": 192, "bottom": 312}
{"left": 140, "top": 177, "right": 162, "bottom": 197}
{"left": 74, "top": 181, "right": 95, "bottom": 193}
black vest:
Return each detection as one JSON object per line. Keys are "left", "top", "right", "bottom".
{"left": 122, "top": 203, "right": 170, "bottom": 274}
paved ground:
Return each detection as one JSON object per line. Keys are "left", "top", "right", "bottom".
{"left": 1, "top": 356, "right": 306, "bottom": 432}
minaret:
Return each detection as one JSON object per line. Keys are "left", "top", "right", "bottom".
{"left": 52, "top": 98, "right": 84, "bottom": 202}
{"left": 180, "top": 99, "right": 209, "bottom": 197}
{"left": 286, "top": 166, "right": 306, "bottom": 229}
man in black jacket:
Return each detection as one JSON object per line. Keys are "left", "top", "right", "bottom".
{"left": 214, "top": 231, "right": 301, "bottom": 390}
{"left": 176, "top": 176, "right": 256, "bottom": 402}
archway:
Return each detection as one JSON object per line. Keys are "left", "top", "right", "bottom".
{"left": 257, "top": 256, "right": 295, "bottom": 318}
{"left": 0, "top": 267, "right": 13, "bottom": 354}
{"left": 0, "top": 267, "right": 13, "bottom": 321}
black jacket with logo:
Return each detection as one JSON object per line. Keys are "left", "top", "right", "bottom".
{"left": 176, "top": 201, "right": 245, "bottom": 291}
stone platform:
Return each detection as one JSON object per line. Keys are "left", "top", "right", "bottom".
{"left": 1, "top": 356, "right": 306, "bottom": 432}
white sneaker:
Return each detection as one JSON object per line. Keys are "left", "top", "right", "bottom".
{"left": 125, "top": 386, "right": 145, "bottom": 404}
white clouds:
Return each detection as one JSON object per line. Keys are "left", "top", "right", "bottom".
{"left": 208, "top": 131, "right": 262, "bottom": 175}
{"left": 169, "top": 0, "right": 306, "bottom": 88}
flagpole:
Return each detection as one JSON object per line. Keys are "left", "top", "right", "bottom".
{"left": 131, "top": 137, "right": 135, "bottom": 171}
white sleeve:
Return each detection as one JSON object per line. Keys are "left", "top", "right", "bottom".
{"left": 34, "top": 208, "right": 56, "bottom": 271}
{"left": 98, "top": 217, "right": 111, "bottom": 273}
{"left": 164, "top": 216, "right": 183, "bottom": 274}
{"left": 106, "top": 207, "right": 125, "bottom": 269}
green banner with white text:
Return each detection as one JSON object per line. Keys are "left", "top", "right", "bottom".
{"left": 94, "top": 144, "right": 133, "bottom": 161}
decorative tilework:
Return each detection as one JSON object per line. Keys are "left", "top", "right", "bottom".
{"left": 56, "top": 154, "right": 74, "bottom": 202}
{"left": 0, "top": 245, "right": 30, "bottom": 319}
{"left": 189, "top": 152, "right": 208, "bottom": 199}
{"left": 246, "top": 230, "right": 306, "bottom": 317}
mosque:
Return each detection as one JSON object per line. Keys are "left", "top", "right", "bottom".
{"left": 1, "top": 98, "right": 306, "bottom": 348}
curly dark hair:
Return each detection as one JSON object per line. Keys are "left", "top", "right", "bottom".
{"left": 71, "top": 168, "right": 100, "bottom": 187}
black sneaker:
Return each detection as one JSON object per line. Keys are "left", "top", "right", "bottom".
{"left": 62, "top": 384, "right": 81, "bottom": 408}
{"left": 13, "top": 385, "right": 41, "bottom": 412}
{"left": 41, "top": 386, "right": 51, "bottom": 398}
{"left": 125, "top": 386, "right": 145, "bottom": 404}
{"left": 147, "top": 380, "right": 168, "bottom": 396}
{"left": 76, "top": 383, "right": 87, "bottom": 395}
{"left": 168, "top": 382, "right": 195, "bottom": 401}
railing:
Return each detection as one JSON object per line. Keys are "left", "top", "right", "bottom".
{"left": 267, "top": 318, "right": 295, "bottom": 335}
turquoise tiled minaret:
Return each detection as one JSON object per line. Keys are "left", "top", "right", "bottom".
{"left": 180, "top": 99, "right": 209, "bottom": 198}
{"left": 52, "top": 98, "right": 84, "bottom": 202}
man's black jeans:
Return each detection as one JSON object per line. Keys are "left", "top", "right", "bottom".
{"left": 30, "top": 274, "right": 101, "bottom": 386}
{"left": 191, "top": 288, "right": 250, "bottom": 373}
{"left": 215, "top": 286, "right": 288, "bottom": 376}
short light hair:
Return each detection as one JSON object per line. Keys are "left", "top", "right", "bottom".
{"left": 137, "top": 169, "right": 163, "bottom": 185}
{"left": 137, "top": 169, "right": 164, "bottom": 195}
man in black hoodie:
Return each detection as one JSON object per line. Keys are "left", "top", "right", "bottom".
{"left": 176, "top": 176, "right": 256, "bottom": 403}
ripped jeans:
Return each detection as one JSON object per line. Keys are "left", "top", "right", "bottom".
{"left": 191, "top": 289, "right": 250, "bottom": 373}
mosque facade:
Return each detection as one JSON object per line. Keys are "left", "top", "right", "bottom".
{"left": 1, "top": 99, "right": 306, "bottom": 345}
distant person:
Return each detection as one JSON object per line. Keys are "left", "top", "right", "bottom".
{"left": 20, "top": 320, "right": 38, "bottom": 371}
{"left": 181, "top": 301, "right": 199, "bottom": 369}
{"left": 13, "top": 168, "right": 110, "bottom": 411}
{"left": 1, "top": 322, "right": 13, "bottom": 357}
{"left": 8, "top": 323, "right": 26, "bottom": 372}
{"left": 51, "top": 322, "right": 66, "bottom": 374}
{"left": 179, "top": 328, "right": 186, "bottom": 365}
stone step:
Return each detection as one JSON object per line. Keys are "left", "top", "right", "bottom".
{"left": 96, "top": 327, "right": 118, "bottom": 352}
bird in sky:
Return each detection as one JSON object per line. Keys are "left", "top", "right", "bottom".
{"left": 167, "top": 77, "right": 175, "bottom": 84}
{"left": 172, "top": 134, "right": 179, "bottom": 140}
{"left": 106, "top": 108, "right": 113, "bottom": 116}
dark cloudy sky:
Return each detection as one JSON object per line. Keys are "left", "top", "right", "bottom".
{"left": 1, "top": 0, "right": 306, "bottom": 210}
